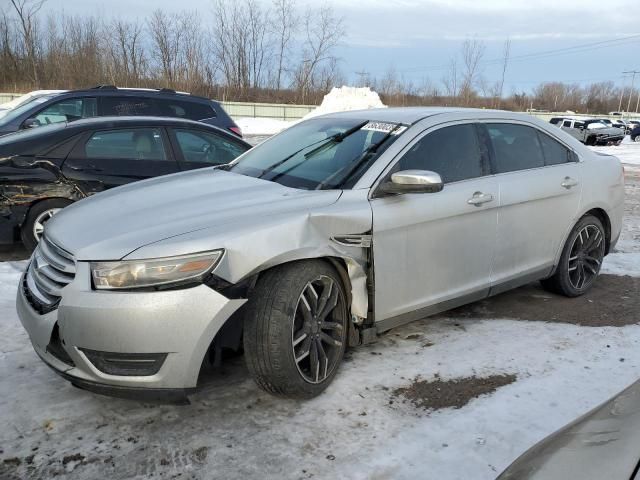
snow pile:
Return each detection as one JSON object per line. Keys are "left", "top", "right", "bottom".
{"left": 303, "top": 86, "right": 386, "bottom": 120}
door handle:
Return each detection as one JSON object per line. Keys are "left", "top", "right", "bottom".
{"left": 561, "top": 177, "right": 579, "bottom": 189}
{"left": 467, "top": 192, "right": 494, "bottom": 206}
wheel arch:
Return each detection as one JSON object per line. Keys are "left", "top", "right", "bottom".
{"left": 583, "top": 207, "right": 612, "bottom": 254}
{"left": 200, "top": 254, "right": 366, "bottom": 376}
{"left": 19, "top": 196, "right": 75, "bottom": 228}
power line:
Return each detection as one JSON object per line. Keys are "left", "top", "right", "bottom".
{"left": 380, "top": 33, "right": 640, "bottom": 74}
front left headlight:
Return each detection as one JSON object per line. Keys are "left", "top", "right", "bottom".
{"left": 90, "top": 250, "right": 223, "bottom": 290}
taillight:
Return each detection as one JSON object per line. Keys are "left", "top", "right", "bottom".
{"left": 229, "top": 126, "right": 243, "bottom": 137}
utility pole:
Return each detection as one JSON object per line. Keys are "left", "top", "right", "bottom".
{"left": 355, "top": 70, "right": 369, "bottom": 87}
{"left": 623, "top": 70, "right": 640, "bottom": 115}
{"left": 618, "top": 74, "right": 628, "bottom": 113}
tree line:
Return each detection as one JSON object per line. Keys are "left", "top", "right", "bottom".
{"left": 1, "top": 0, "right": 638, "bottom": 114}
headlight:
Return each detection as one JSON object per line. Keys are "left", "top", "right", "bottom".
{"left": 90, "top": 250, "right": 223, "bottom": 290}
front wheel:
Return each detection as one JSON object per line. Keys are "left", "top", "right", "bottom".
{"left": 20, "top": 198, "right": 72, "bottom": 252}
{"left": 541, "top": 215, "right": 606, "bottom": 297}
{"left": 243, "top": 260, "right": 348, "bottom": 398}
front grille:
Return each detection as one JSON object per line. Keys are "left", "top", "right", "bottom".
{"left": 24, "top": 236, "right": 75, "bottom": 314}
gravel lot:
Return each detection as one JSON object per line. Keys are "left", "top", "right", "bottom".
{"left": 1, "top": 157, "right": 639, "bottom": 480}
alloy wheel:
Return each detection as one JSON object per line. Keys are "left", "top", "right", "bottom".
{"left": 32, "top": 208, "right": 62, "bottom": 242}
{"left": 567, "top": 224, "right": 605, "bottom": 291}
{"left": 292, "top": 275, "right": 346, "bottom": 384}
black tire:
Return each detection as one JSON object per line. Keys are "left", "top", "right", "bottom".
{"left": 20, "top": 198, "right": 72, "bottom": 252}
{"left": 243, "top": 260, "right": 348, "bottom": 398}
{"left": 541, "top": 214, "right": 606, "bottom": 297}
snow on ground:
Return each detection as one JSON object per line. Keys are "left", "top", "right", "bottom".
{"left": 235, "top": 117, "right": 294, "bottom": 136}
{"left": 0, "top": 140, "right": 639, "bottom": 479}
{"left": 591, "top": 135, "right": 640, "bottom": 165}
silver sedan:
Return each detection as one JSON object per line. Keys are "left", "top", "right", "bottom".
{"left": 16, "top": 108, "right": 625, "bottom": 401}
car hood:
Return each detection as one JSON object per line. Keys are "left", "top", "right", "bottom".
{"left": 45, "top": 168, "right": 342, "bottom": 260}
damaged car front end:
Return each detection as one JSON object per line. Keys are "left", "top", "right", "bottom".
{"left": 16, "top": 116, "right": 401, "bottom": 401}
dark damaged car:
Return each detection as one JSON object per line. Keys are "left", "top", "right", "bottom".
{"left": 0, "top": 116, "right": 250, "bottom": 250}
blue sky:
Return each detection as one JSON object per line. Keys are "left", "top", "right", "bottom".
{"left": 42, "top": 0, "right": 640, "bottom": 92}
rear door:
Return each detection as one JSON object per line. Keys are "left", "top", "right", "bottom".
{"left": 62, "top": 127, "right": 179, "bottom": 192}
{"left": 480, "top": 122, "right": 582, "bottom": 289}
{"left": 168, "top": 127, "right": 249, "bottom": 170}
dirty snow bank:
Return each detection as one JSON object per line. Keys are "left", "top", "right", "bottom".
{"left": 303, "top": 86, "right": 386, "bottom": 120}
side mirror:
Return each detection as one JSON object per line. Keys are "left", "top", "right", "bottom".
{"left": 379, "top": 170, "right": 444, "bottom": 195}
{"left": 23, "top": 118, "right": 41, "bottom": 129}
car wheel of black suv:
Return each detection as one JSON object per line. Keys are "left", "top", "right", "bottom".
{"left": 541, "top": 214, "right": 606, "bottom": 297}
{"left": 21, "top": 199, "right": 72, "bottom": 252}
{"left": 243, "top": 260, "right": 348, "bottom": 398}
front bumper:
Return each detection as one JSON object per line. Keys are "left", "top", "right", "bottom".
{"left": 17, "top": 261, "right": 246, "bottom": 398}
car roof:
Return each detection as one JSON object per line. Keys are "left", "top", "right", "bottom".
{"left": 1, "top": 116, "right": 250, "bottom": 146}
{"left": 52, "top": 87, "right": 217, "bottom": 104}
{"left": 316, "top": 107, "right": 536, "bottom": 125}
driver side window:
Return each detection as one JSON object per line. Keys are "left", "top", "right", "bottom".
{"left": 397, "top": 124, "right": 487, "bottom": 183}
{"left": 173, "top": 129, "right": 246, "bottom": 165}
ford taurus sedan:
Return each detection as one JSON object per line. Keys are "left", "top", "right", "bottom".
{"left": 16, "top": 108, "right": 624, "bottom": 402}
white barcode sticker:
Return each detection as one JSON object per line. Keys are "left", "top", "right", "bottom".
{"left": 362, "top": 122, "right": 407, "bottom": 135}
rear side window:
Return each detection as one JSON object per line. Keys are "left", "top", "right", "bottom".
{"left": 562, "top": 120, "right": 572, "bottom": 128}
{"left": 397, "top": 124, "right": 485, "bottom": 183}
{"left": 486, "top": 123, "right": 544, "bottom": 173}
{"left": 101, "top": 97, "right": 158, "bottom": 116}
{"left": 173, "top": 129, "right": 246, "bottom": 164}
{"left": 85, "top": 128, "right": 167, "bottom": 161}
{"left": 157, "top": 99, "right": 215, "bottom": 120}
{"left": 537, "top": 131, "right": 572, "bottom": 166}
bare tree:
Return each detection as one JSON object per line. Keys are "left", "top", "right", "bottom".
{"left": 496, "top": 37, "right": 510, "bottom": 108}
{"left": 271, "top": 0, "right": 297, "bottom": 89}
{"left": 294, "top": 5, "right": 344, "bottom": 102}
{"left": 148, "top": 9, "right": 183, "bottom": 85}
{"left": 9, "top": 0, "right": 46, "bottom": 86}
{"left": 441, "top": 58, "right": 458, "bottom": 102}
{"left": 460, "top": 38, "right": 485, "bottom": 105}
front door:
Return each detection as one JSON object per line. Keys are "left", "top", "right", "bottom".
{"left": 370, "top": 122, "right": 498, "bottom": 326}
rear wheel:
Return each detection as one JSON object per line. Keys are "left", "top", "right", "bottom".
{"left": 20, "top": 199, "right": 72, "bottom": 252}
{"left": 243, "top": 260, "right": 348, "bottom": 398}
{"left": 541, "top": 215, "right": 606, "bottom": 297}
{"left": 634, "top": 135, "right": 640, "bottom": 143}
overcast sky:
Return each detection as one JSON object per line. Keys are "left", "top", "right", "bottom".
{"left": 42, "top": 0, "right": 640, "bottom": 92}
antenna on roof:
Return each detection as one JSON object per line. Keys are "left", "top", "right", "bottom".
{"left": 91, "top": 85, "right": 117, "bottom": 90}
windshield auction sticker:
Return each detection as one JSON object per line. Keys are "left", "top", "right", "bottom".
{"left": 362, "top": 122, "right": 407, "bottom": 135}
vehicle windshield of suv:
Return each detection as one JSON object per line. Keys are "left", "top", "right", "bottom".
{"left": 227, "top": 118, "right": 405, "bottom": 190}
{"left": 0, "top": 95, "right": 54, "bottom": 126}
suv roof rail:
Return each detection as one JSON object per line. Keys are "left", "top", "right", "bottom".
{"left": 91, "top": 85, "right": 118, "bottom": 90}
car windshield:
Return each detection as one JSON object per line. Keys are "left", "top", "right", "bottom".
{"left": 227, "top": 118, "right": 405, "bottom": 190}
{"left": 0, "top": 95, "right": 54, "bottom": 126}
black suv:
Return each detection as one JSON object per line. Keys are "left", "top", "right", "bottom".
{"left": 0, "top": 86, "right": 242, "bottom": 137}
{"left": 0, "top": 116, "right": 251, "bottom": 250}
